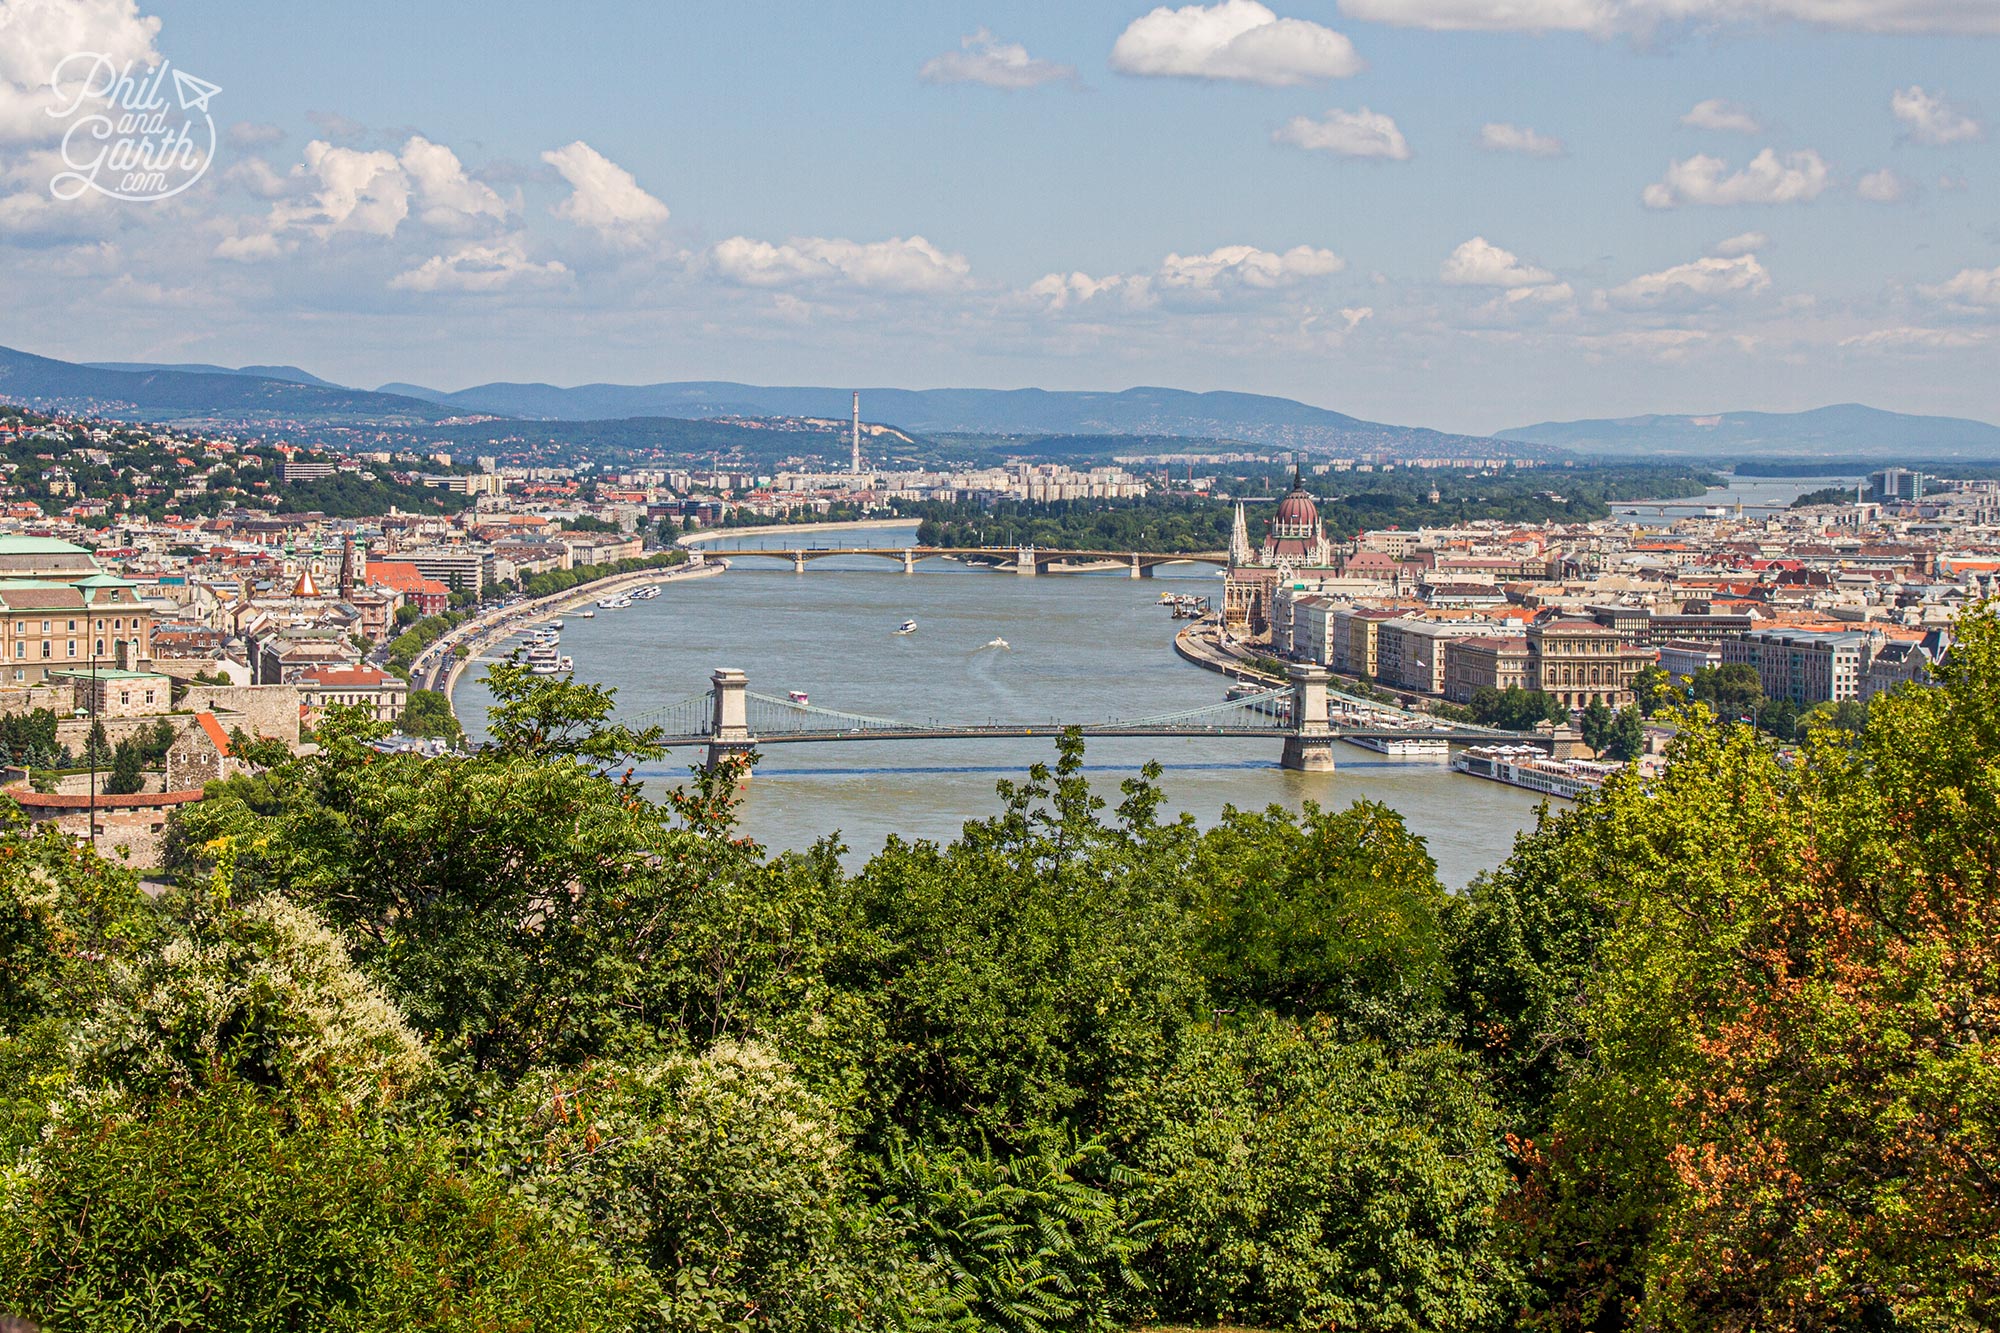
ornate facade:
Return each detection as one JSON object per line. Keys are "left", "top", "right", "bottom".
{"left": 1223, "top": 472, "right": 1336, "bottom": 634}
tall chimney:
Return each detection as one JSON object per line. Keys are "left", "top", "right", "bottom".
{"left": 851, "top": 391, "right": 862, "bottom": 475}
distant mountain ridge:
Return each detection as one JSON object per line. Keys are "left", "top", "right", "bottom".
{"left": 0, "top": 344, "right": 449, "bottom": 425}
{"left": 1498, "top": 404, "right": 2000, "bottom": 459}
{"left": 86, "top": 361, "right": 343, "bottom": 388}
{"left": 374, "top": 378, "right": 1512, "bottom": 454}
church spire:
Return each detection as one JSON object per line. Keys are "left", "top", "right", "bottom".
{"left": 1229, "top": 500, "right": 1252, "bottom": 566}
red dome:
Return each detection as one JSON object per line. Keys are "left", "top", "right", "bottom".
{"left": 1276, "top": 488, "right": 1318, "bottom": 530}
{"left": 1273, "top": 471, "right": 1319, "bottom": 534}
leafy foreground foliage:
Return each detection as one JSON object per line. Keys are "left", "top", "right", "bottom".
{"left": 4, "top": 611, "right": 2000, "bottom": 1331}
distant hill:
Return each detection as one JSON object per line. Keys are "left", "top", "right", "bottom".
{"left": 1497, "top": 404, "right": 2000, "bottom": 460}
{"left": 380, "top": 379, "right": 1521, "bottom": 456}
{"left": 85, "top": 360, "right": 343, "bottom": 388}
{"left": 0, "top": 345, "right": 451, "bottom": 425}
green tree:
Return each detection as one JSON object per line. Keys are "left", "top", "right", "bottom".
{"left": 82, "top": 718, "right": 111, "bottom": 769}
{"left": 1113, "top": 1016, "right": 1518, "bottom": 1331}
{"left": 1510, "top": 611, "right": 2000, "bottom": 1331}
{"left": 1605, "top": 705, "right": 1645, "bottom": 762}
{"left": 1631, "top": 662, "right": 1673, "bottom": 716}
{"left": 103, "top": 738, "right": 144, "bottom": 795}
{"left": 826, "top": 733, "right": 1205, "bottom": 1151}
{"left": 1471, "top": 685, "right": 1565, "bottom": 731}
{"left": 1579, "top": 697, "right": 1615, "bottom": 755}
{"left": 1689, "top": 662, "right": 1763, "bottom": 718}
{"left": 1192, "top": 800, "right": 1453, "bottom": 1047}
{"left": 397, "top": 687, "right": 464, "bottom": 744}
{"left": 482, "top": 658, "right": 666, "bottom": 769}
{"left": 0, "top": 1081, "right": 635, "bottom": 1333}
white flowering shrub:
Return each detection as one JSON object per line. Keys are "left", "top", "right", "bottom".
{"left": 70, "top": 895, "right": 429, "bottom": 1106}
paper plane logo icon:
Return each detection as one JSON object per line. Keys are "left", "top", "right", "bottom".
{"left": 172, "top": 68, "right": 222, "bottom": 113}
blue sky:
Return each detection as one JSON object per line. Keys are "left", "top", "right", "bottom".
{"left": 1, "top": 0, "right": 1996, "bottom": 433}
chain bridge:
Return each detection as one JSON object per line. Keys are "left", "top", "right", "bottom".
{"left": 623, "top": 666, "right": 1530, "bottom": 773}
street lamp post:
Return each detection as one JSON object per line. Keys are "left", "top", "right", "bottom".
{"left": 87, "top": 628, "right": 98, "bottom": 852}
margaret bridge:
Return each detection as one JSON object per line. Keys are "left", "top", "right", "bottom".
{"left": 697, "top": 543, "right": 1229, "bottom": 576}
{"left": 623, "top": 664, "right": 1537, "bottom": 774}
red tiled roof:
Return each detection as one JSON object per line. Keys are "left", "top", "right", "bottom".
{"left": 300, "top": 666, "right": 393, "bottom": 688}
{"left": 196, "top": 711, "right": 231, "bottom": 756}
{"left": 7, "top": 786, "right": 205, "bottom": 810}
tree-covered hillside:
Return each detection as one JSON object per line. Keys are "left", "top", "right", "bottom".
{"left": 3, "top": 613, "right": 1995, "bottom": 1331}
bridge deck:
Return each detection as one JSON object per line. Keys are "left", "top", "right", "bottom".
{"left": 652, "top": 726, "right": 1518, "bottom": 747}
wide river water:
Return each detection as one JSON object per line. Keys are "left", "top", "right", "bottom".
{"left": 456, "top": 522, "right": 1550, "bottom": 887}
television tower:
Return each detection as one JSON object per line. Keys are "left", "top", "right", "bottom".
{"left": 851, "top": 391, "right": 862, "bottom": 475}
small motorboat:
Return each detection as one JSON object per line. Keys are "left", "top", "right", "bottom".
{"left": 1158, "top": 591, "right": 1177, "bottom": 605}
{"left": 788, "top": 690, "right": 810, "bottom": 706}
{"left": 550, "top": 619, "right": 564, "bottom": 630}
{"left": 559, "top": 655, "right": 574, "bottom": 672}
{"left": 895, "top": 619, "right": 918, "bottom": 635}
{"left": 984, "top": 637, "right": 1010, "bottom": 650}
{"left": 580, "top": 608, "right": 596, "bottom": 618}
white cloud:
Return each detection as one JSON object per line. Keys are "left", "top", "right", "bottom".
{"left": 1479, "top": 122, "right": 1566, "bottom": 157}
{"left": 389, "top": 236, "right": 568, "bottom": 293}
{"left": 1331, "top": 0, "right": 2000, "bottom": 35}
{"left": 1890, "top": 86, "right": 1983, "bottom": 145}
{"left": 1681, "top": 98, "right": 1761, "bottom": 134}
{"left": 711, "top": 234, "right": 972, "bottom": 293}
{"left": 1442, "top": 237, "right": 1554, "bottom": 287}
{"left": 215, "top": 134, "right": 508, "bottom": 260}
{"left": 1160, "top": 242, "right": 1345, "bottom": 289}
{"left": 541, "top": 141, "right": 670, "bottom": 245}
{"left": 276, "top": 141, "right": 410, "bottom": 239}
{"left": 920, "top": 29, "right": 1076, "bottom": 89}
{"left": 1919, "top": 264, "right": 2000, "bottom": 307}
{"left": 1840, "top": 325, "right": 1991, "bottom": 351}
{"left": 1273, "top": 107, "right": 1410, "bottom": 159}
{"left": 1711, "top": 230, "right": 1767, "bottom": 256}
{"left": 1856, "top": 167, "right": 1909, "bottom": 202}
{"left": 1030, "top": 270, "right": 1151, "bottom": 310}
{"left": 224, "top": 156, "right": 291, "bottom": 199}
{"left": 1603, "top": 252, "right": 1770, "bottom": 309}
{"left": 1111, "top": 1, "right": 1362, "bottom": 87}
{"left": 1641, "top": 148, "right": 1830, "bottom": 208}
{"left": 1032, "top": 242, "right": 1344, "bottom": 310}
{"left": 399, "top": 135, "right": 508, "bottom": 231}
{"left": 0, "top": 0, "right": 163, "bottom": 143}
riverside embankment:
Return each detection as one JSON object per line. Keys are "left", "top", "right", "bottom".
{"left": 430, "top": 559, "right": 727, "bottom": 704}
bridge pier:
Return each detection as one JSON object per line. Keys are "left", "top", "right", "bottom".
{"left": 1280, "top": 663, "right": 1337, "bottom": 773}
{"left": 706, "top": 667, "right": 756, "bottom": 774}
{"left": 902, "top": 548, "right": 915, "bottom": 574}
{"left": 1129, "top": 554, "right": 1141, "bottom": 579}
{"left": 791, "top": 551, "right": 806, "bottom": 574}
{"left": 1015, "top": 544, "right": 1037, "bottom": 576}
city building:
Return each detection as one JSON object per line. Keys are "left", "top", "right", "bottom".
{"left": 1527, "top": 618, "right": 1650, "bottom": 709}
{"left": 1444, "top": 636, "right": 1531, "bottom": 705}
{"left": 298, "top": 664, "right": 409, "bottom": 723}
{"left": 1656, "top": 638, "right": 1723, "bottom": 679}
{"left": 1223, "top": 473, "right": 1335, "bottom": 633}
{"left": 1721, "top": 627, "right": 1880, "bottom": 705}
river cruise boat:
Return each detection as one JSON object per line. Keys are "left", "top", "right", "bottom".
{"left": 1451, "top": 744, "right": 1611, "bottom": 801}
{"left": 631, "top": 585, "right": 661, "bottom": 600}
{"left": 788, "top": 690, "right": 810, "bottom": 706}
{"left": 1343, "top": 735, "right": 1450, "bottom": 759}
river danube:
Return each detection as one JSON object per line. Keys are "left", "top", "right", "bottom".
{"left": 456, "top": 522, "right": 1550, "bottom": 886}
